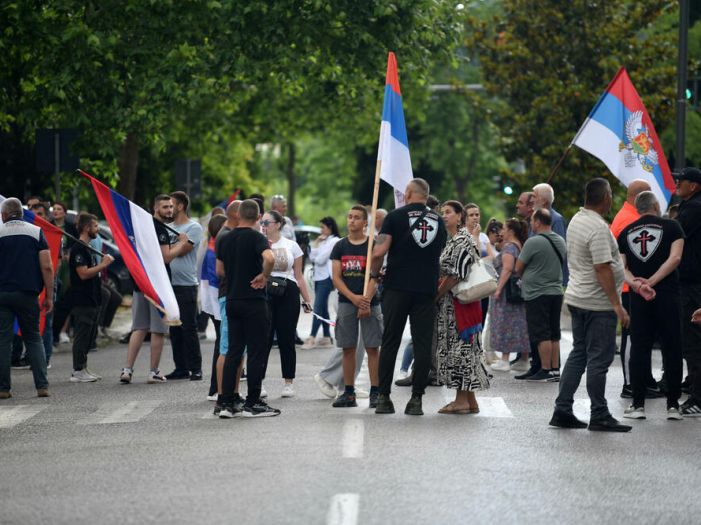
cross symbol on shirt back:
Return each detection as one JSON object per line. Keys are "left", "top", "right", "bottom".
{"left": 633, "top": 229, "right": 656, "bottom": 257}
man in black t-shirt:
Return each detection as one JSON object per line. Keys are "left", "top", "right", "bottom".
{"left": 67, "top": 213, "right": 113, "bottom": 383}
{"left": 618, "top": 191, "right": 685, "bottom": 420}
{"left": 370, "top": 178, "right": 447, "bottom": 416}
{"left": 215, "top": 199, "right": 278, "bottom": 418}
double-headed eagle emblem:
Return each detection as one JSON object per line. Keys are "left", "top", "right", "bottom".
{"left": 619, "top": 110, "right": 658, "bottom": 172}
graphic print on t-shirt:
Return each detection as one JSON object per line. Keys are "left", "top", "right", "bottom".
{"left": 341, "top": 255, "right": 366, "bottom": 277}
{"left": 272, "top": 247, "right": 290, "bottom": 272}
{"left": 408, "top": 210, "right": 439, "bottom": 248}
{"left": 626, "top": 224, "right": 662, "bottom": 262}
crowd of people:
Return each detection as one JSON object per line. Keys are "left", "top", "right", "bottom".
{"left": 2, "top": 171, "right": 701, "bottom": 429}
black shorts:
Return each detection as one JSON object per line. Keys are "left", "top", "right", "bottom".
{"left": 525, "top": 294, "right": 563, "bottom": 344}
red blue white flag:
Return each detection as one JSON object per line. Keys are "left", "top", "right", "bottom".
{"left": 78, "top": 171, "right": 180, "bottom": 324}
{"left": 378, "top": 52, "right": 413, "bottom": 208}
{"left": 572, "top": 67, "right": 674, "bottom": 207}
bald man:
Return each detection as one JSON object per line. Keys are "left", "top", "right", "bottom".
{"left": 610, "top": 180, "right": 660, "bottom": 399}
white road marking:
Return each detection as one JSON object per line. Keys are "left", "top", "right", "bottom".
{"left": 327, "top": 493, "right": 359, "bottom": 525}
{"left": 342, "top": 419, "right": 365, "bottom": 458}
{"left": 573, "top": 398, "right": 591, "bottom": 419}
{"left": 78, "top": 400, "right": 161, "bottom": 425}
{"left": 442, "top": 393, "right": 514, "bottom": 418}
{"left": 0, "top": 405, "right": 46, "bottom": 429}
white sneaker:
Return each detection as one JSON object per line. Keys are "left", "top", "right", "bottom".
{"left": 314, "top": 373, "right": 337, "bottom": 398}
{"left": 71, "top": 369, "right": 98, "bottom": 383}
{"left": 667, "top": 406, "right": 684, "bottom": 420}
{"left": 398, "top": 370, "right": 409, "bottom": 380}
{"left": 485, "top": 351, "right": 499, "bottom": 365}
{"left": 281, "top": 383, "right": 295, "bottom": 398}
{"left": 85, "top": 368, "right": 102, "bottom": 380}
{"left": 260, "top": 385, "right": 268, "bottom": 398}
{"left": 59, "top": 332, "right": 70, "bottom": 344}
{"left": 623, "top": 405, "right": 646, "bottom": 419}
{"left": 318, "top": 337, "right": 333, "bottom": 347}
{"left": 355, "top": 388, "right": 369, "bottom": 399}
{"left": 206, "top": 394, "right": 218, "bottom": 402}
{"left": 120, "top": 368, "right": 133, "bottom": 384}
{"left": 302, "top": 337, "right": 317, "bottom": 349}
{"left": 147, "top": 370, "right": 167, "bottom": 383}
{"left": 511, "top": 359, "right": 530, "bottom": 372}
{"left": 490, "top": 360, "right": 511, "bottom": 372}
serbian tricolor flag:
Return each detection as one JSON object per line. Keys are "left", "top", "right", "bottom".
{"left": 78, "top": 170, "right": 180, "bottom": 324}
{"left": 0, "top": 195, "right": 62, "bottom": 335}
{"left": 199, "top": 237, "right": 220, "bottom": 320}
{"left": 378, "top": 52, "right": 413, "bottom": 208}
{"left": 572, "top": 67, "right": 674, "bottom": 208}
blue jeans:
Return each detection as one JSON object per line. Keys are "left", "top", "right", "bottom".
{"left": 0, "top": 291, "right": 48, "bottom": 391}
{"left": 400, "top": 341, "right": 413, "bottom": 373}
{"left": 218, "top": 297, "right": 229, "bottom": 356}
{"left": 42, "top": 310, "right": 53, "bottom": 364}
{"left": 555, "top": 306, "right": 617, "bottom": 420}
{"left": 310, "top": 278, "right": 333, "bottom": 338}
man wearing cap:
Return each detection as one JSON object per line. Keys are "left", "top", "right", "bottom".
{"left": 674, "top": 166, "right": 701, "bottom": 416}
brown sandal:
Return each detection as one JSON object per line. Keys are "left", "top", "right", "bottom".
{"left": 438, "top": 402, "right": 471, "bottom": 415}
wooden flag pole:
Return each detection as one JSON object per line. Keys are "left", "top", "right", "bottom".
{"left": 545, "top": 145, "right": 573, "bottom": 185}
{"left": 363, "top": 159, "right": 382, "bottom": 296}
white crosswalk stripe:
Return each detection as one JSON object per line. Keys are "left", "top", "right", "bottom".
{"left": 77, "top": 400, "right": 161, "bottom": 425}
{"left": 341, "top": 419, "right": 364, "bottom": 458}
{"left": 0, "top": 405, "right": 47, "bottom": 429}
{"left": 442, "top": 392, "right": 514, "bottom": 418}
{"left": 327, "top": 493, "right": 359, "bottom": 525}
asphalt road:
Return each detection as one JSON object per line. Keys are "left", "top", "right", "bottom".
{"left": 1, "top": 308, "right": 699, "bottom": 525}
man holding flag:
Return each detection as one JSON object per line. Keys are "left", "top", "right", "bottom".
{"left": 0, "top": 198, "right": 53, "bottom": 398}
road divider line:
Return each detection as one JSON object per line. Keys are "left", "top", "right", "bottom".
{"left": 78, "top": 400, "right": 161, "bottom": 425}
{"left": 0, "top": 405, "right": 46, "bottom": 429}
{"left": 327, "top": 493, "right": 359, "bottom": 525}
{"left": 342, "top": 419, "right": 364, "bottom": 458}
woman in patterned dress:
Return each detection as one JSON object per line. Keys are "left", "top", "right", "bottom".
{"left": 435, "top": 201, "right": 490, "bottom": 414}
{"left": 489, "top": 218, "right": 530, "bottom": 372}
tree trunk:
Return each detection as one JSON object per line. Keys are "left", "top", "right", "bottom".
{"left": 459, "top": 115, "right": 481, "bottom": 202}
{"left": 117, "top": 132, "right": 139, "bottom": 200}
{"left": 286, "top": 141, "right": 296, "bottom": 218}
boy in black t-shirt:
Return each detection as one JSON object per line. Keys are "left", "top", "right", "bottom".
{"left": 330, "top": 205, "right": 382, "bottom": 408}
{"left": 68, "top": 213, "right": 113, "bottom": 383}
{"left": 370, "top": 178, "right": 447, "bottom": 416}
{"left": 617, "top": 191, "right": 685, "bottom": 420}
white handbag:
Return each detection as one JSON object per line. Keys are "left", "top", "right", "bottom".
{"left": 451, "top": 252, "right": 498, "bottom": 304}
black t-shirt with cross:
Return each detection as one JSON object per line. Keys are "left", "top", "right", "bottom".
{"left": 379, "top": 202, "right": 447, "bottom": 296}
{"left": 617, "top": 215, "right": 684, "bottom": 292}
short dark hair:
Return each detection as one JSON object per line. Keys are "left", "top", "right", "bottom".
{"left": 239, "top": 199, "right": 260, "bottom": 221}
{"left": 208, "top": 214, "right": 227, "bottom": 238}
{"left": 584, "top": 178, "right": 611, "bottom": 206}
{"left": 251, "top": 197, "right": 264, "bottom": 216}
{"left": 320, "top": 216, "right": 340, "bottom": 237}
{"left": 170, "top": 191, "right": 189, "bottom": 211}
{"left": 30, "top": 201, "right": 50, "bottom": 214}
{"left": 409, "top": 178, "right": 430, "bottom": 197}
{"left": 154, "top": 194, "right": 171, "bottom": 206}
{"left": 533, "top": 208, "right": 552, "bottom": 226}
{"left": 486, "top": 218, "right": 503, "bottom": 234}
{"left": 77, "top": 212, "right": 97, "bottom": 233}
{"left": 442, "top": 200, "right": 466, "bottom": 226}
{"left": 350, "top": 205, "right": 368, "bottom": 220}
{"left": 426, "top": 194, "right": 440, "bottom": 210}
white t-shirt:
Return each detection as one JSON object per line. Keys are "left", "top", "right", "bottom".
{"left": 479, "top": 232, "right": 490, "bottom": 257}
{"left": 270, "top": 236, "right": 304, "bottom": 284}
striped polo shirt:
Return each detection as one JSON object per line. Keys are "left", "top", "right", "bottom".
{"left": 564, "top": 207, "right": 624, "bottom": 311}
{"left": 0, "top": 219, "right": 48, "bottom": 294}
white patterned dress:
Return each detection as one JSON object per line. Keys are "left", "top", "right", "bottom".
{"left": 436, "top": 228, "right": 491, "bottom": 391}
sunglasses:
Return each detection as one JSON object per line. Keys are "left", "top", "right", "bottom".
{"left": 260, "top": 220, "right": 278, "bottom": 226}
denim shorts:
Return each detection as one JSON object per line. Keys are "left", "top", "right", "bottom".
{"left": 218, "top": 297, "right": 229, "bottom": 355}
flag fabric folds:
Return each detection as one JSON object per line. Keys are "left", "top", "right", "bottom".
{"left": 199, "top": 237, "right": 220, "bottom": 321}
{"left": 572, "top": 67, "right": 675, "bottom": 208}
{"left": 78, "top": 171, "right": 180, "bottom": 324}
{"left": 377, "top": 52, "right": 413, "bottom": 208}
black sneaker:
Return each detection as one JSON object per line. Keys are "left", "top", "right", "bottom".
{"left": 549, "top": 409, "right": 587, "bottom": 429}
{"left": 514, "top": 368, "right": 538, "bottom": 380}
{"left": 11, "top": 358, "right": 30, "bottom": 370}
{"left": 332, "top": 391, "right": 358, "bottom": 408}
{"left": 219, "top": 398, "right": 244, "bottom": 418}
{"left": 165, "top": 369, "right": 190, "bottom": 380}
{"left": 680, "top": 398, "right": 701, "bottom": 417}
{"left": 369, "top": 392, "right": 379, "bottom": 409}
{"left": 375, "top": 394, "right": 395, "bottom": 414}
{"left": 243, "top": 400, "right": 281, "bottom": 418}
{"left": 526, "top": 369, "right": 556, "bottom": 382}
{"left": 213, "top": 403, "right": 224, "bottom": 416}
{"left": 190, "top": 371, "right": 203, "bottom": 381}
{"left": 404, "top": 394, "right": 423, "bottom": 416}
{"left": 588, "top": 416, "right": 632, "bottom": 432}
{"left": 620, "top": 385, "right": 633, "bottom": 399}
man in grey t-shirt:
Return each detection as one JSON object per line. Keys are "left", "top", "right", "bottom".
{"left": 165, "top": 191, "right": 204, "bottom": 381}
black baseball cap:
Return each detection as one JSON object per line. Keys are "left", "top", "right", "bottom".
{"left": 672, "top": 167, "right": 701, "bottom": 184}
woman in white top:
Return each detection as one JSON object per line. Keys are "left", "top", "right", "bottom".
{"left": 261, "top": 210, "right": 313, "bottom": 397}
{"left": 465, "top": 203, "right": 495, "bottom": 258}
{"left": 303, "top": 217, "right": 340, "bottom": 349}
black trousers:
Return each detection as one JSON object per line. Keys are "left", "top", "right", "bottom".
{"left": 169, "top": 285, "right": 202, "bottom": 374}
{"left": 222, "top": 299, "right": 270, "bottom": 404}
{"left": 379, "top": 289, "right": 436, "bottom": 396}
{"left": 71, "top": 305, "right": 98, "bottom": 370}
{"left": 208, "top": 315, "right": 221, "bottom": 396}
{"left": 99, "top": 284, "right": 122, "bottom": 328}
{"left": 630, "top": 290, "right": 683, "bottom": 407}
{"left": 266, "top": 280, "right": 300, "bottom": 380}
{"left": 681, "top": 283, "right": 701, "bottom": 403}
